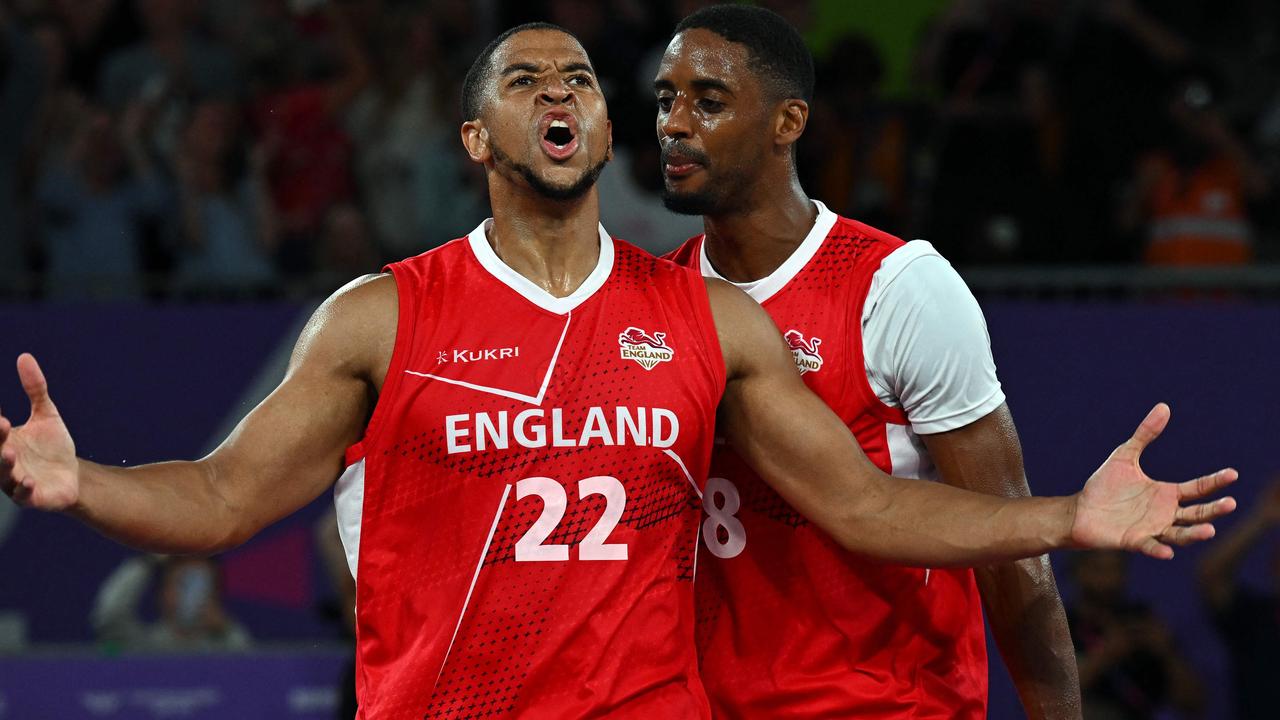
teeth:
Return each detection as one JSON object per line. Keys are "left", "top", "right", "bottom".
{"left": 550, "top": 120, "right": 569, "bottom": 129}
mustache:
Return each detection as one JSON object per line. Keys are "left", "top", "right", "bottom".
{"left": 661, "top": 142, "right": 709, "bottom": 166}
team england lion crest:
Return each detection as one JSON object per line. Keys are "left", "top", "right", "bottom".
{"left": 618, "top": 327, "right": 674, "bottom": 370}
{"left": 784, "top": 329, "right": 823, "bottom": 374}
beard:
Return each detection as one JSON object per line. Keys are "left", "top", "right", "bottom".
{"left": 659, "top": 141, "right": 743, "bottom": 215}
{"left": 491, "top": 143, "right": 609, "bottom": 202}
{"left": 662, "top": 185, "right": 722, "bottom": 215}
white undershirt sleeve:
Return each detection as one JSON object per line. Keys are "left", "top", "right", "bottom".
{"left": 862, "top": 241, "right": 1005, "bottom": 435}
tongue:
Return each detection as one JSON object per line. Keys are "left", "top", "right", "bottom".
{"left": 542, "top": 135, "right": 578, "bottom": 160}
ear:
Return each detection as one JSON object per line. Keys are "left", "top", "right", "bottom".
{"left": 605, "top": 118, "right": 614, "bottom": 162}
{"left": 774, "top": 99, "right": 809, "bottom": 150}
{"left": 461, "top": 119, "right": 491, "bottom": 164}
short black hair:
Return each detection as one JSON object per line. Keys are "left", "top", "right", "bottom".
{"left": 460, "top": 22, "right": 576, "bottom": 121}
{"left": 673, "top": 5, "right": 815, "bottom": 103}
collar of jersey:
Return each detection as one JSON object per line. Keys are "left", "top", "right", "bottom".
{"left": 467, "top": 218, "right": 615, "bottom": 315}
{"left": 699, "top": 199, "right": 837, "bottom": 304}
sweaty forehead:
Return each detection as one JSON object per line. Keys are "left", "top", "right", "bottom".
{"left": 492, "top": 29, "right": 592, "bottom": 74}
{"left": 656, "top": 28, "right": 752, "bottom": 86}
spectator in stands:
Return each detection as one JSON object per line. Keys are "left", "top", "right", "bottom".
{"left": 0, "top": 7, "right": 47, "bottom": 296}
{"left": 1122, "top": 69, "right": 1269, "bottom": 266}
{"left": 96, "top": 0, "right": 240, "bottom": 175}
{"left": 800, "top": 33, "right": 915, "bottom": 237}
{"left": 917, "top": 0, "right": 1058, "bottom": 263}
{"left": 247, "top": 1, "right": 366, "bottom": 275}
{"left": 316, "top": 202, "right": 379, "bottom": 289}
{"left": 1068, "top": 550, "right": 1204, "bottom": 720}
{"left": 46, "top": 0, "right": 140, "bottom": 97}
{"left": 1054, "top": 0, "right": 1194, "bottom": 263}
{"left": 92, "top": 554, "right": 251, "bottom": 653}
{"left": 98, "top": 0, "right": 239, "bottom": 111}
{"left": 344, "top": 4, "right": 482, "bottom": 257}
{"left": 170, "top": 97, "right": 276, "bottom": 297}
{"left": 1197, "top": 479, "right": 1280, "bottom": 720}
{"left": 35, "top": 100, "right": 168, "bottom": 299}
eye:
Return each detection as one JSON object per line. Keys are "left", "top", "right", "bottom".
{"left": 697, "top": 98, "right": 724, "bottom": 113}
{"left": 656, "top": 95, "right": 673, "bottom": 112}
{"left": 511, "top": 75, "right": 535, "bottom": 87}
{"left": 568, "top": 74, "right": 594, "bottom": 87}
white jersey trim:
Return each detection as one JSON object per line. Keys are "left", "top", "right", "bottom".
{"left": 438, "top": 483, "right": 513, "bottom": 686}
{"left": 663, "top": 448, "right": 702, "bottom": 499}
{"left": 467, "top": 219, "right": 614, "bottom": 315}
{"left": 698, "top": 200, "right": 838, "bottom": 304}
{"left": 404, "top": 312, "right": 571, "bottom": 407}
{"left": 334, "top": 458, "right": 366, "bottom": 581}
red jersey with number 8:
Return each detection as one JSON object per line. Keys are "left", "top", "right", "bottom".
{"left": 667, "top": 205, "right": 987, "bottom": 719}
{"left": 335, "top": 221, "right": 725, "bottom": 719}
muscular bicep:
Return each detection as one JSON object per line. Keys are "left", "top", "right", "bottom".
{"left": 707, "top": 280, "right": 888, "bottom": 523}
{"left": 206, "top": 274, "right": 396, "bottom": 535}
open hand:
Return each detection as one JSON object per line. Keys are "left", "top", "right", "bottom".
{"left": 1070, "top": 403, "right": 1237, "bottom": 559}
{"left": 0, "top": 354, "right": 80, "bottom": 511}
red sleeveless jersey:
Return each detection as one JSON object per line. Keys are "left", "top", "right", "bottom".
{"left": 666, "top": 211, "right": 987, "bottom": 719}
{"left": 336, "top": 222, "right": 725, "bottom": 719}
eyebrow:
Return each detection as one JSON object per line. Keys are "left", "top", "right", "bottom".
{"left": 500, "top": 61, "right": 597, "bottom": 77}
{"left": 652, "top": 77, "right": 734, "bottom": 95}
{"left": 560, "top": 62, "right": 596, "bottom": 76}
{"left": 500, "top": 62, "right": 543, "bottom": 76}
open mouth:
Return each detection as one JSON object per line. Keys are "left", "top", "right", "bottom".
{"left": 540, "top": 114, "right": 579, "bottom": 160}
{"left": 545, "top": 122, "right": 573, "bottom": 147}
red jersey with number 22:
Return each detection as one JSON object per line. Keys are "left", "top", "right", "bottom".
{"left": 336, "top": 221, "right": 725, "bottom": 719}
{"left": 667, "top": 206, "right": 987, "bottom": 719}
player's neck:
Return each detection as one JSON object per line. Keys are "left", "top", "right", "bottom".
{"left": 700, "top": 181, "right": 815, "bottom": 283}
{"left": 487, "top": 184, "right": 604, "bottom": 299}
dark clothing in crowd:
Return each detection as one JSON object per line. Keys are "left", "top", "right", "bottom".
{"left": 1212, "top": 586, "right": 1280, "bottom": 720}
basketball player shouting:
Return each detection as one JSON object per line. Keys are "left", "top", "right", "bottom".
{"left": 2, "top": 24, "right": 1235, "bottom": 719}
{"left": 656, "top": 6, "right": 1122, "bottom": 719}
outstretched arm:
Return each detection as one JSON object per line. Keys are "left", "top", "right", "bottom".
{"left": 0, "top": 274, "right": 397, "bottom": 554}
{"left": 705, "top": 279, "right": 1237, "bottom": 566}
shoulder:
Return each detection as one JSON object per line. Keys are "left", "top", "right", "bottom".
{"left": 864, "top": 240, "right": 978, "bottom": 315}
{"left": 294, "top": 273, "right": 398, "bottom": 381}
{"left": 661, "top": 234, "right": 705, "bottom": 266}
{"left": 706, "top": 275, "right": 762, "bottom": 335}
{"left": 831, "top": 215, "right": 906, "bottom": 248}
{"left": 808, "top": 215, "right": 907, "bottom": 278}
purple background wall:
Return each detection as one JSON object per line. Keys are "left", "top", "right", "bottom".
{"left": 1, "top": 299, "right": 1276, "bottom": 718}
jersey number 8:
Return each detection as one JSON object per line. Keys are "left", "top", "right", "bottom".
{"left": 702, "top": 476, "right": 746, "bottom": 559}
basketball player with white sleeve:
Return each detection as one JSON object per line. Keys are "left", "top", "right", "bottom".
{"left": 656, "top": 6, "right": 1108, "bottom": 719}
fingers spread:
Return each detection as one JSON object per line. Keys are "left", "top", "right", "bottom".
{"left": 1158, "top": 523, "right": 1216, "bottom": 547}
{"left": 1138, "top": 535, "right": 1175, "bottom": 560}
{"left": 1175, "top": 496, "right": 1237, "bottom": 525}
{"left": 16, "top": 353, "right": 53, "bottom": 415}
{"left": 11, "top": 480, "right": 32, "bottom": 506}
{"left": 1129, "top": 403, "right": 1171, "bottom": 451}
{"left": 1178, "top": 468, "right": 1239, "bottom": 501}
{"left": 1112, "top": 403, "right": 1171, "bottom": 464}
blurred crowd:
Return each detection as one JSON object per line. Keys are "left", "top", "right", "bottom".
{"left": 1, "top": 0, "right": 1278, "bottom": 302}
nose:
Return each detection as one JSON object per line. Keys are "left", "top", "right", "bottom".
{"left": 658, "top": 96, "right": 690, "bottom": 140}
{"left": 539, "top": 77, "right": 574, "bottom": 106}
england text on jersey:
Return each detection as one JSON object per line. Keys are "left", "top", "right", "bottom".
{"left": 444, "top": 406, "right": 679, "bottom": 454}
